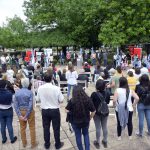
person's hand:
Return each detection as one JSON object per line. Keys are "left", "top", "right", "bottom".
{"left": 107, "top": 84, "right": 110, "bottom": 88}
{"left": 19, "top": 116, "right": 25, "bottom": 121}
{"left": 132, "top": 103, "right": 136, "bottom": 108}
{"left": 23, "top": 117, "right": 27, "bottom": 121}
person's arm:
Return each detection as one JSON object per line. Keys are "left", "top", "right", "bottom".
{"left": 13, "top": 94, "right": 23, "bottom": 120}
{"left": 24, "top": 92, "right": 33, "bottom": 120}
{"left": 90, "top": 111, "right": 96, "bottom": 119}
{"left": 75, "top": 71, "right": 78, "bottom": 79}
{"left": 88, "top": 99, "right": 96, "bottom": 119}
{"left": 66, "top": 72, "right": 69, "bottom": 80}
{"left": 37, "top": 88, "right": 40, "bottom": 102}
{"left": 132, "top": 90, "right": 139, "bottom": 107}
{"left": 58, "top": 89, "right": 64, "bottom": 103}
{"left": 113, "top": 90, "right": 118, "bottom": 106}
{"left": 107, "top": 80, "right": 115, "bottom": 88}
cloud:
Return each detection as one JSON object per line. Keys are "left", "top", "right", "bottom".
{"left": 0, "top": 0, "right": 26, "bottom": 26}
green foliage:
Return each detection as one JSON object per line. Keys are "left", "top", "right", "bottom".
{"left": 0, "top": 0, "right": 149, "bottom": 49}
{"left": 99, "top": 0, "right": 150, "bottom": 46}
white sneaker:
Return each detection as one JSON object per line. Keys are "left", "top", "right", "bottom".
{"left": 129, "top": 136, "right": 132, "bottom": 140}
{"left": 117, "top": 136, "right": 121, "bottom": 141}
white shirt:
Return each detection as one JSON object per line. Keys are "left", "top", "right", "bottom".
{"left": 37, "top": 83, "right": 64, "bottom": 109}
{"left": 116, "top": 88, "right": 133, "bottom": 112}
{"left": 1, "top": 56, "right": 6, "bottom": 64}
{"left": 7, "top": 69, "right": 14, "bottom": 83}
{"left": 140, "top": 67, "right": 149, "bottom": 75}
{"left": 66, "top": 70, "right": 78, "bottom": 85}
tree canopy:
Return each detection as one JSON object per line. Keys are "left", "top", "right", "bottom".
{"left": 0, "top": 0, "right": 149, "bottom": 49}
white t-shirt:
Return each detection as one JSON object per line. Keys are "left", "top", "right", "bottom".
{"left": 37, "top": 83, "right": 64, "bottom": 109}
{"left": 115, "top": 88, "right": 133, "bottom": 112}
{"left": 7, "top": 69, "right": 14, "bottom": 83}
{"left": 1, "top": 56, "right": 6, "bottom": 64}
{"left": 140, "top": 67, "right": 149, "bottom": 75}
{"left": 66, "top": 70, "right": 78, "bottom": 85}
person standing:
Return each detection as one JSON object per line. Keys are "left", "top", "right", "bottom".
{"left": 113, "top": 77, "right": 139, "bottom": 140}
{"left": 14, "top": 78, "right": 37, "bottom": 148}
{"left": 0, "top": 80, "right": 17, "bottom": 144}
{"left": 66, "top": 85, "right": 95, "bottom": 150}
{"left": 103, "top": 51, "right": 108, "bottom": 67}
{"left": 0, "top": 55, "right": 6, "bottom": 72}
{"left": 135, "top": 74, "right": 150, "bottom": 137}
{"left": 66, "top": 51, "right": 71, "bottom": 63}
{"left": 91, "top": 79, "right": 111, "bottom": 149}
{"left": 37, "top": 73, "right": 64, "bottom": 149}
{"left": 59, "top": 51, "right": 65, "bottom": 65}
{"left": 66, "top": 65, "right": 78, "bottom": 101}
{"left": 96, "top": 51, "right": 102, "bottom": 64}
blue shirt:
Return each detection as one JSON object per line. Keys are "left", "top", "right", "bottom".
{"left": 14, "top": 88, "right": 33, "bottom": 118}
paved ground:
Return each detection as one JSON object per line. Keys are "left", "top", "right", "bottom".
{"left": 0, "top": 83, "right": 150, "bottom": 150}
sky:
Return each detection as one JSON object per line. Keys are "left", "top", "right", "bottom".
{"left": 0, "top": 0, "right": 26, "bottom": 26}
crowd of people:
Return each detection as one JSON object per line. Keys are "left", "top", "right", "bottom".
{"left": 0, "top": 50, "right": 150, "bottom": 150}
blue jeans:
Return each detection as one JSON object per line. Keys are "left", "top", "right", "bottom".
{"left": 72, "top": 124, "right": 90, "bottom": 150}
{"left": 137, "top": 103, "right": 150, "bottom": 135}
{"left": 67, "top": 84, "right": 75, "bottom": 99}
{"left": 0, "top": 107, "right": 14, "bottom": 141}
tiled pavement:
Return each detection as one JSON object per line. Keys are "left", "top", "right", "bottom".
{"left": 0, "top": 82, "right": 150, "bottom": 150}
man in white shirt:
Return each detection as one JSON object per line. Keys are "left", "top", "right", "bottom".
{"left": 37, "top": 73, "right": 64, "bottom": 150}
{"left": 140, "top": 63, "right": 149, "bottom": 75}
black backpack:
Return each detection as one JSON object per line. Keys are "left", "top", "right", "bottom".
{"left": 96, "top": 92, "right": 109, "bottom": 117}
{"left": 140, "top": 87, "right": 150, "bottom": 106}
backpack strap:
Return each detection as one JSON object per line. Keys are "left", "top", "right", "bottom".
{"left": 96, "top": 91, "right": 106, "bottom": 102}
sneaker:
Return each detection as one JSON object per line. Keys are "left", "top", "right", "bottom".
{"left": 2, "top": 137, "right": 7, "bottom": 144}
{"left": 146, "top": 132, "right": 150, "bottom": 136}
{"left": 11, "top": 136, "right": 17, "bottom": 144}
{"left": 129, "top": 136, "right": 132, "bottom": 140}
{"left": 93, "top": 140, "right": 100, "bottom": 149}
{"left": 117, "top": 136, "right": 121, "bottom": 141}
{"left": 102, "top": 140, "right": 107, "bottom": 148}
{"left": 56, "top": 142, "right": 64, "bottom": 149}
{"left": 135, "top": 132, "right": 143, "bottom": 138}
{"left": 31, "top": 142, "right": 39, "bottom": 149}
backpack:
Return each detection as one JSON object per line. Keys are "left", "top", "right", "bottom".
{"left": 140, "top": 87, "right": 150, "bottom": 106}
{"left": 96, "top": 92, "right": 109, "bottom": 117}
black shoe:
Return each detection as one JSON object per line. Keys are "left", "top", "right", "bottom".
{"left": 55, "top": 142, "right": 64, "bottom": 149}
{"left": 11, "top": 136, "right": 17, "bottom": 144}
{"left": 44, "top": 143, "right": 50, "bottom": 149}
{"left": 2, "top": 137, "right": 7, "bottom": 144}
{"left": 93, "top": 140, "right": 100, "bottom": 149}
{"left": 102, "top": 140, "right": 107, "bottom": 148}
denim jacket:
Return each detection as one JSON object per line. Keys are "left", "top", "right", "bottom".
{"left": 14, "top": 88, "right": 33, "bottom": 118}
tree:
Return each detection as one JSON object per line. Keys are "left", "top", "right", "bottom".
{"left": 99, "top": 0, "right": 150, "bottom": 46}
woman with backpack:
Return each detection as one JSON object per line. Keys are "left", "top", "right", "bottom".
{"left": 65, "top": 85, "right": 95, "bottom": 150}
{"left": 91, "top": 79, "right": 111, "bottom": 149}
{"left": 135, "top": 74, "right": 150, "bottom": 137}
{"left": 113, "top": 77, "right": 139, "bottom": 140}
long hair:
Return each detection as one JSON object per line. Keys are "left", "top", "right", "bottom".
{"left": 139, "top": 74, "right": 149, "bottom": 88}
{"left": 119, "top": 77, "right": 130, "bottom": 109}
{"left": 72, "top": 85, "right": 90, "bottom": 118}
